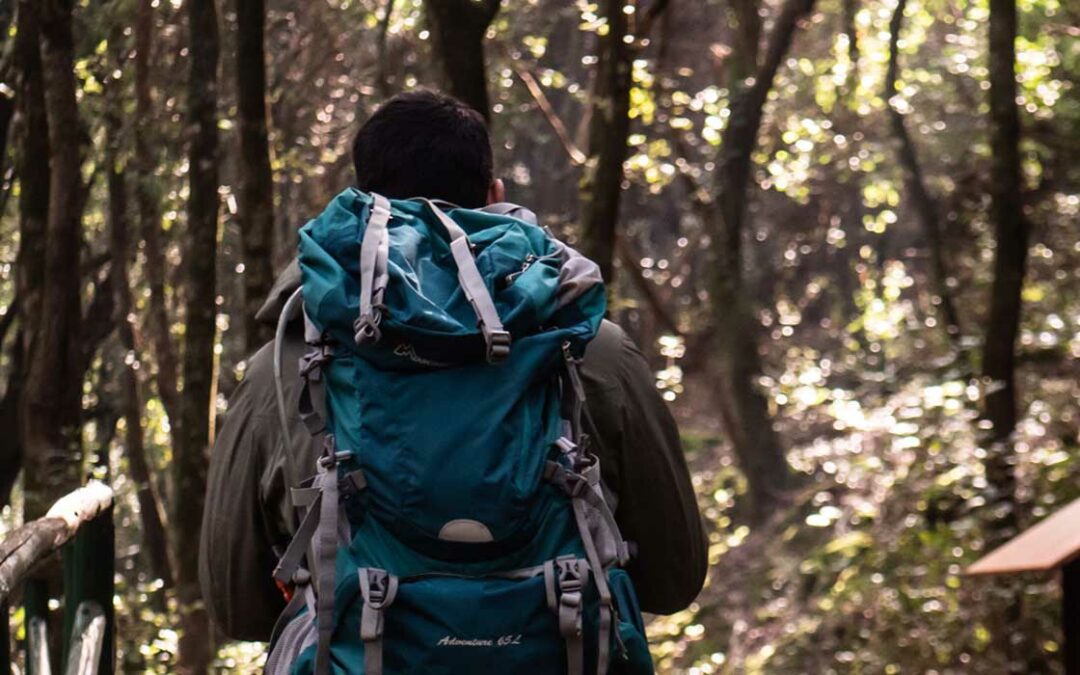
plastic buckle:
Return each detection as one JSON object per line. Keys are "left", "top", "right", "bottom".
{"left": 364, "top": 569, "right": 389, "bottom": 605}
{"left": 556, "top": 558, "right": 584, "bottom": 592}
{"left": 486, "top": 329, "right": 512, "bottom": 364}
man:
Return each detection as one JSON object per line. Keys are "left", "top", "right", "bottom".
{"left": 199, "top": 90, "right": 707, "bottom": 641}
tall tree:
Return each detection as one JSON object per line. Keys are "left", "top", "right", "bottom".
{"left": 104, "top": 28, "right": 173, "bottom": 589}
{"left": 578, "top": 0, "right": 634, "bottom": 284}
{"left": 235, "top": 0, "right": 276, "bottom": 353}
{"left": 885, "top": 0, "right": 962, "bottom": 344}
{"left": 0, "top": 0, "right": 51, "bottom": 508}
{"left": 135, "top": 0, "right": 181, "bottom": 430}
{"left": 176, "top": 0, "right": 220, "bottom": 671}
{"left": 23, "top": 0, "right": 83, "bottom": 520}
{"left": 424, "top": 0, "right": 500, "bottom": 120}
{"left": 982, "top": 0, "right": 1027, "bottom": 526}
{"left": 707, "top": 0, "right": 816, "bottom": 522}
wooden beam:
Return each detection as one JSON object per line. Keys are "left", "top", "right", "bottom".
{"left": 967, "top": 497, "right": 1080, "bottom": 575}
{"left": 0, "top": 482, "right": 113, "bottom": 604}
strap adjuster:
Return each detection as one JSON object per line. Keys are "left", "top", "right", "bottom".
{"left": 354, "top": 310, "right": 384, "bottom": 345}
{"left": 485, "top": 329, "right": 512, "bottom": 364}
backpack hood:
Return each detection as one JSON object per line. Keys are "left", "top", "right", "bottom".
{"left": 297, "top": 189, "right": 606, "bottom": 366}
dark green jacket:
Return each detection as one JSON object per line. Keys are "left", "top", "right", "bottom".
{"left": 198, "top": 264, "right": 707, "bottom": 641}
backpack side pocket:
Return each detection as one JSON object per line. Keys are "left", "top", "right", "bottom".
{"left": 607, "top": 569, "right": 655, "bottom": 675}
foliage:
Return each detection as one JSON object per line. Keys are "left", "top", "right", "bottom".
{"left": 0, "top": 0, "right": 1076, "bottom": 671}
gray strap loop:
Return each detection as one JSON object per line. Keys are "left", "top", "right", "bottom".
{"left": 554, "top": 558, "right": 588, "bottom": 675}
{"left": 358, "top": 568, "right": 399, "bottom": 675}
{"left": 356, "top": 193, "right": 393, "bottom": 345}
{"left": 419, "top": 199, "right": 511, "bottom": 364}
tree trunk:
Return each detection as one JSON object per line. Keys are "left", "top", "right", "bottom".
{"left": 1, "top": 0, "right": 52, "bottom": 508}
{"left": 136, "top": 0, "right": 181, "bottom": 430}
{"left": 236, "top": 0, "right": 276, "bottom": 353}
{"left": 376, "top": 0, "right": 397, "bottom": 98}
{"left": 578, "top": 0, "right": 634, "bottom": 284}
{"left": 176, "top": 0, "right": 220, "bottom": 671}
{"left": 708, "top": 0, "right": 816, "bottom": 523}
{"left": 424, "top": 0, "right": 499, "bottom": 120}
{"left": 104, "top": 67, "right": 174, "bottom": 589}
{"left": 885, "top": 0, "right": 962, "bottom": 345}
{"left": 983, "top": 0, "right": 1027, "bottom": 531}
{"left": 23, "top": 0, "right": 83, "bottom": 521}
{"left": 726, "top": 0, "right": 761, "bottom": 84}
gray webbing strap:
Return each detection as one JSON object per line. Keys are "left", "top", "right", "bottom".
{"left": 298, "top": 309, "right": 333, "bottom": 436}
{"left": 561, "top": 343, "right": 587, "bottom": 446}
{"left": 355, "top": 193, "right": 392, "bottom": 345}
{"left": 543, "top": 560, "right": 558, "bottom": 611}
{"left": 420, "top": 199, "right": 511, "bottom": 363}
{"left": 572, "top": 498, "right": 613, "bottom": 675}
{"left": 313, "top": 453, "right": 340, "bottom": 675}
{"left": 480, "top": 201, "right": 538, "bottom": 224}
{"left": 358, "top": 568, "right": 399, "bottom": 675}
{"left": 273, "top": 493, "right": 322, "bottom": 585}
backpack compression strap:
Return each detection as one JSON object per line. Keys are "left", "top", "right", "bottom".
{"left": 420, "top": 199, "right": 512, "bottom": 364}
{"left": 355, "top": 193, "right": 392, "bottom": 345}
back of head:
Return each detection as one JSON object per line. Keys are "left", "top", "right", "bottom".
{"left": 352, "top": 91, "right": 493, "bottom": 209}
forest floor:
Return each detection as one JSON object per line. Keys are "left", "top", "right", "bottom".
{"left": 652, "top": 349, "right": 1080, "bottom": 674}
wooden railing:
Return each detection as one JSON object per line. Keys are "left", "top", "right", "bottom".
{"left": 0, "top": 482, "right": 115, "bottom": 675}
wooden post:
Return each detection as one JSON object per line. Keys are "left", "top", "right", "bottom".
{"left": 1, "top": 599, "right": 9, "bottom": 674}
{"left": 24, "top": 578, "right": 51, "bottom": 675}
{"left": 1065, "top": 558, "right": 1080, "bottom": 675}
{"left": 62, "top": 506, "right": 114, "bottom": 675}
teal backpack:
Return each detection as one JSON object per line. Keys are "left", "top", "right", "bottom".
{"left": 264, "top": 189, "right": 655, "bottom": 675}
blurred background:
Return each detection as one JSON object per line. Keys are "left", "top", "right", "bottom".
{"left": 0, "top": 0, "right": 1076, "bottom": 671}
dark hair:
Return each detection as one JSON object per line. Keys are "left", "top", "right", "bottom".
{"left": 352, "top": 91, "right": 493, "bottom": 208}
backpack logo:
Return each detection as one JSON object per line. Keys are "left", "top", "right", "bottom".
{"left": 393, "top": 342, "right": 451, "bottom": 367}
{"left": 436, "top": 634, "right": 523, "bottom": 648}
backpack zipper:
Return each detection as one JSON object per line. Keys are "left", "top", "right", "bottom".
{"left": 504, "top": 254, "right": 537, "bottom": 285}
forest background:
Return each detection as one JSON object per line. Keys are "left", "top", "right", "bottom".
{"left": 0, "top": 0, "right": 1076, "bottom": 672}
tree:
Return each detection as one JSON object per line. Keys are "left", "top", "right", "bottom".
{"left": 424, "top": 0, "right": 500, "bottom": 120}
{"left": 22, "top": 0, "right": 83, "bottom": 520}
{"left": 236, "top": 0, "right": 276, "bottom": 353}
{"left": 982, "top": 0, "right": 1027, "bottom": 529}
{"left": 578, "top": 0, "right": 634, "bottom": 284}
{"left": 885, "top": 0, "right": 962, "bottom": 345}
{"left": 707, "top": 0, "right": 816, "bottom": 522}
{"left": 135, "top": 0, "right": 181, "bottom": 429}
{"left": 176, "top": 0, "right": 220, "bottom": 671}
{"left": 0, "top": 0, "right": 51, "bottom": 508}
{"left": 104, "top": 28, "right": 173, "bottom": 589}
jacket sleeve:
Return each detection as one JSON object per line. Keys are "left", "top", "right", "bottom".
{"left": 582, "top": 324, "right": 708, "bottom": 615}
{"left": 199, "top": 345, "right": 290, "bottom": 641}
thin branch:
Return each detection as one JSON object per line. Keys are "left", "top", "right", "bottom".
{"left": 637, "top": 0, "right": 673, "bottom": 38}
{"left": 616, "top": 237, "right": 683, "bottom": 336}
{"left": 505, "top": 52, "right": 587, "bottom": 165}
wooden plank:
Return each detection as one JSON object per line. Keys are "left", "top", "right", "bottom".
{"left": 0, "top": 482, "right": 114, "bottom": 605}
{"left": 967, "top": 498, "right": 1080, "bottom": 575}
